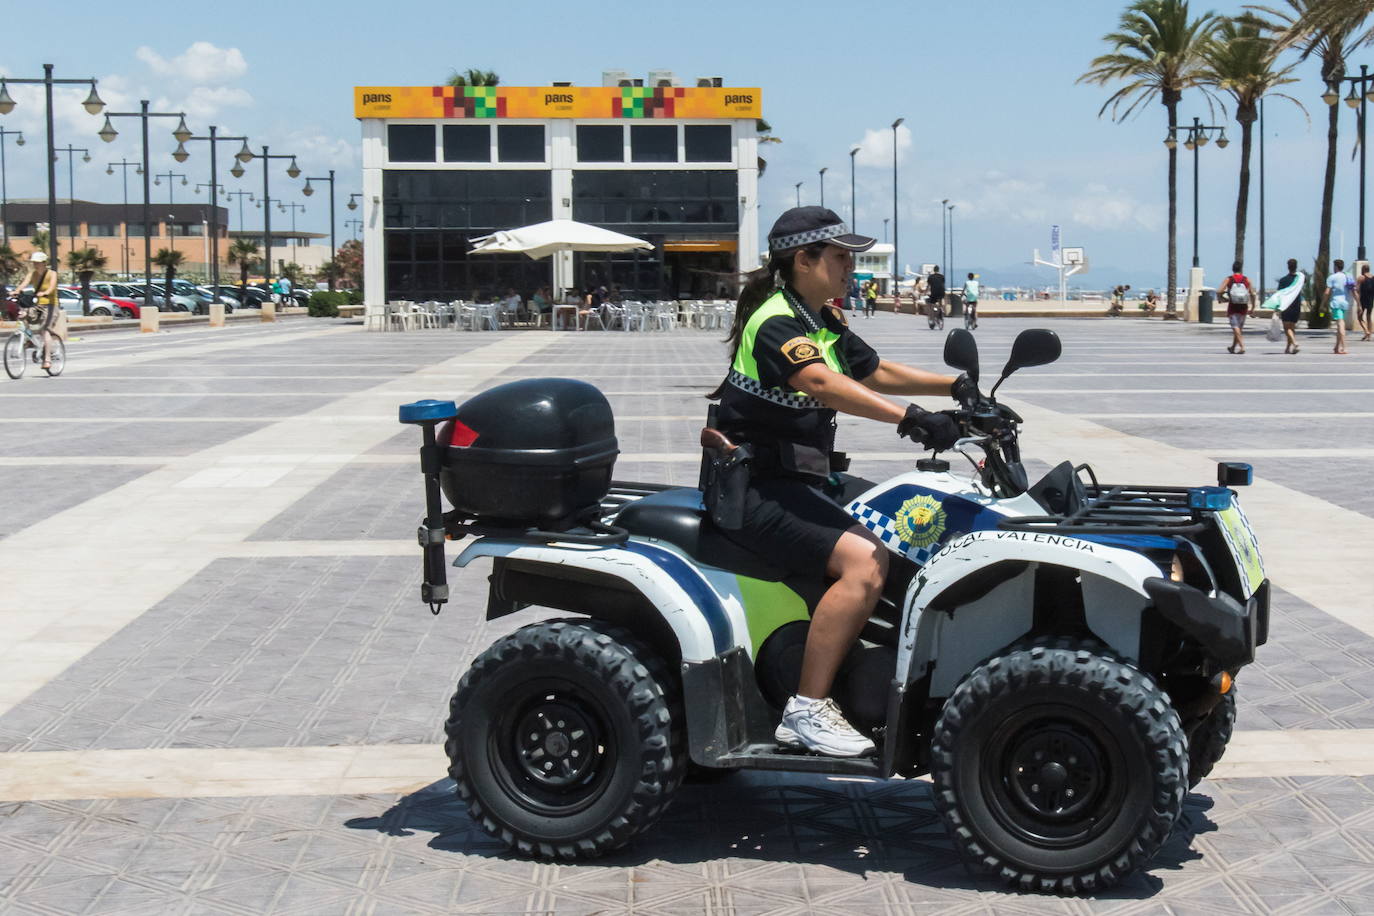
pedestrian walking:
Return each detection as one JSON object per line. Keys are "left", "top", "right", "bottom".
{"left": 1323, "top": 259, "right": 1351, "bottom": 355}
{"left": 1218, "top": 262, "right": 1253, "bottom": 354}
{"left": 279, "top": 274, "right": 293, "bottom": 305}
{"left": 1357, "top": 264, "right": 1374, "bottom": 341}
{"left": 862, "top": 279, "right": 877, "bottom": 318}
{"left": 1268, "top": 258, "right": 1305, "bottom": 354}
{"left": 847, "top": 279, "right": 860, "bottom": 313}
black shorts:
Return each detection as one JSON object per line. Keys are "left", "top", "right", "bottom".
{"left": 720, "top": 476, "right": 858, "bottom": 577}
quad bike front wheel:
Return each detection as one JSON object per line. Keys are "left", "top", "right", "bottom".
{"left": 930, "top": 639, "right": 1187, "bottom": 894}
{"left": 446, "top": 619, "right": 684, "bottom": 859}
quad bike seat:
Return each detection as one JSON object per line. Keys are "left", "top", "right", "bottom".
{"left": 614, "top": 488, "right": 789, "bottom": 581}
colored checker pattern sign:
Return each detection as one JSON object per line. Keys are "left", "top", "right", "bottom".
{"left": 355, "top": 86, "right": 761, "bottom": 119}
{"left": 848, "top": 487, "right": 1006, "bottom": 566}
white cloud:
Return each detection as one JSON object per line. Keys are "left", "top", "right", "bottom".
{"left": 850, "top": 123, "right": 913, "bottom": 168}
{"left": 136, "top": 42, "right": 248, "bottom": 86}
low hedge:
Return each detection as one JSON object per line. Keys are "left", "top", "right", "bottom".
{"left": 308, "top": 290, "right": 349, "bottom": 317}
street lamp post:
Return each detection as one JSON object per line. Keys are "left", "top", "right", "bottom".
{"left": 183, "top": 127, "right": 253, "bottom": 296}
{"left": 1164, "top": 117, "right": 1229, "bottom": 270}
{"left": 1335, "top": 64, "right": 1374, "bottom": 261}
{"left": 0, "top": 127, "right": 24, "bottom": 247}
{"left": 344, "top": 217, "right": 362, "bottom": 240}
{"left": 96, "top": 101, "right": 192, "bottom": 296}
{"left": 794, "top": 181, "right": 802, "bottom": 208}
{"left": 882, "top": 218, "right": 889, "bottom": 243}
{"left": 51, "top": 145, "right": 90, "bottom": 250}
{"left": 0, "top": 66, "right": 105, "bottom": 265}
{"left": 252, "top": 146, "right": 302, "bottom": 279}
{"left": 818, "top": 167, "right": 827, "bottom": 208}
{"left": 302, "top": 170, "right": 340, "bottom": 289}
{"left": 154, "top": 171, "right": 188, "bottom": 262}
{"left": 947, "top": 203, "right": 956, "bottom": 290}
{"left": 891, "top": 118, "right": 903, "bottom": 286}
{"left": 280, "top": 201, "right": 306, "bottom": 263}
{"left": 106, "top": 159, "right": 141, "bottom": 276}
{"left": 941, "top": 198, "right": 949, "bottom": 277}
{"left": 225, "top": 190, "right": 254, "bottom": 232}
{"left": 848, "top": 147, "right": 859, "bottom": 235}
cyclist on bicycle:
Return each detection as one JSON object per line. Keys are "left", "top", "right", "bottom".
{"left": 926, "top": 266, "right": 946, "bottom": 329}
{"left": 11, "top": 252, "right": 62, "bottom": 370}
{"left": 961, "top": 272, "right": 980, "bottom": 329}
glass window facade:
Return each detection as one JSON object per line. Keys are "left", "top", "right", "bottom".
{"left": 572, "top": 171, "right": 738, "bottom": 227}
{"left": 630, "top": 125, "right": 677, "bottom": 162}
{"left": 383, "top": 169, "right": 553, "bottom": 301}
{"left": 443, "top": 125, "right": 490, "bottom": 162}
{"left": 388, "top": 124, "right": 436, "bottom": 162}
{"left": 684, "top": 125, "right": 732, "bottom": 162}
{"left": 497, "top": 125, "right": 545, "bottom": 162}
{"left": 576, "top": 125, "right": 624, "bottom": 162}
{"left": 127, "top": 223, "right": 160, "bottom": 237}
{"left": 86, "top": 223, "right": 118, "bottom": 237}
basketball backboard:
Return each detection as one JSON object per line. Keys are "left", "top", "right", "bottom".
{"left": 1062, "top": 247, "right": 1085, "bottom": 266}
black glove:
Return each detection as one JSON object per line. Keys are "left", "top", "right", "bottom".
{"left": 897, "top": 404, "right": 960, "bottom": 451}
{"left": 949, "top": 372, "right": 979, "bottom": 407}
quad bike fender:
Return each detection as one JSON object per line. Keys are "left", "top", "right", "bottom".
{"left": 899, "top": 530, "right": 1161, "bottom": 697}
{"left": 454, "top": 538, "right": 739, "bottom": 663}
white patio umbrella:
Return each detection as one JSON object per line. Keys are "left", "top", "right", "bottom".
{"left": 468, "top": 219, "right": 653, "bottom": 260}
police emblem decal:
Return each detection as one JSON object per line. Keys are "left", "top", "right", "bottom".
{"left": 781, "top": 337, "right": 821, "bottom": 364}
{"left": 894, "top": 494, "right": 947, "bottom": 548}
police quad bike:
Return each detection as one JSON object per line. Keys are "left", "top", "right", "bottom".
{"left": 398, "top": 327, "right": 1268, "bottom": 894}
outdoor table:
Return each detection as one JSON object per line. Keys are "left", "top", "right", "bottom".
{"left": 553, "top": 304, "right": 579, "bottom": 331}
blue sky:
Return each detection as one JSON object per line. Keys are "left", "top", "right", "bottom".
{"left": 3, "top": 0, "right": 1367, "bottom": 289}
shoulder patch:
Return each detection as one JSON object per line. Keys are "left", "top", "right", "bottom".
{"left": 781, "top": 336, "right": 821, "bottom": 364}
{"left": 822, "top": 305, "right": 848, "bottom": 329}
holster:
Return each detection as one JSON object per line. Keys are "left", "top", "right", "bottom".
{"left": 702, "top": 442, "right": 753, "bottom": 530}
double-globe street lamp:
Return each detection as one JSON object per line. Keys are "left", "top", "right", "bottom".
{"left": 1327, "top": 64, "right": 1374, "bottom": 261}
{"left": 0, "top": 65, "right": 105, "bottom": 265}
{"left": 224, "top": 189, "right": 254, "bottom": 233}
{"left": 818, "top": 167, "right": 827, "bottom": 209}
{"left": 96, "top": 101, "right": 193, "bottom": 299}
{"left": 344, "top": 217, "right": 362, "bottom": 240}
{"left": 250, "top": 146, "right": 302, "bottom": 280}
{"left": 1165, "top": 117, "right": 1229, "bottom": 271}
{"left": 153, "top": 172, "right": 188, "bottom": 264}
{"left": 280, "top": 201, "right": 306, "bottom": 263}
{"left": 180, "top": 126, "right": 253, "bottom": 293}
{"left": 302, "top": 170, "right": 342, "bottom": 289}
{"left": 51, "top": 145, "right": 90, "bottom": 250}
{"left": 1, "top": 127, "right": 25, "bottom": 246}
{"left": 106, "top": 160, "right": 142, "bottom": 277}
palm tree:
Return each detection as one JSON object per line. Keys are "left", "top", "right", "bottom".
{"left": 756, "top": 118, "right": 781, "bottom": 177}
{"left": 29, "top": 229, "right": 49, "bottom": 258}
{"left": 151, "top": 248, "right": 186, "bottom": 312}
{"left": 1080, "top": 0, "right": 1219, "bottom": 316}
{"left": 446, "top": 69, "right": 500, "bottom": 88}
{"left": 64, "top": 247, "right": 108, "bottom": 316}
{"left": 1250, "top": 1, "right": 1364, "bottom": 314}
{"left": 0, "top": 242, "right": 21, "bottom": 297}
{"left": 317, "top": 257, "right": 344, "bottom": 291}
{"left": 1203, "top": 14, "right": 1304, "bottom": 267}
{"left": 226, "top": 238, "right": 260, "bottom": 300}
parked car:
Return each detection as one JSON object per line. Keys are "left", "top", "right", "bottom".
{"left": 145, "top": 281, "right": 210, "bottom": 314}
{"left": 194, "top": 285, "right": 239, "bottom": 311}
{"left": 62, "top": 285, "right": 140, "bottom": 318}
{"left": 228, "top": 285, "right": 268, "bottom": 308}
{"left": 250, "top": 282, "right": 309, "bottom": 308}
{"left": 124, "top": 283, "right": 196, "bottom": 313}
{"left": 54, "top": 286, "right": 121, "bottom": 318}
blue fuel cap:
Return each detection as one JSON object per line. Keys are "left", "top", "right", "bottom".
{"left": 399, "top": 399, "right": 458, "bottom": 425}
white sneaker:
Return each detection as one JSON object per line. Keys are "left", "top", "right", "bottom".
{"left": 775, "top": 696, "right": 876, "bottom": 758}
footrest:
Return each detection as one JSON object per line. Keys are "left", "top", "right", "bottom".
{"left": 716, "top": 743, "right": 884, "bottom": 776}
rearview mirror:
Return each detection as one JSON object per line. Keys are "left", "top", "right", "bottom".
{"left": 943, "top": 328, "right": 979, "bottom": 383}
{"left": 1001, "top": 329, "right": 1061, "bottom": 377}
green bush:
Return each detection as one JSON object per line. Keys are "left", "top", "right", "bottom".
{"left": 344, "top": 289, "right": 363, "bottom": 305}
{"left": 307, "top": 290, "right": 346, "bottom": 317}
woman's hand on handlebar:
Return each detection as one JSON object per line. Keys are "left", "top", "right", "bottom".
{"left": 897, "top": 405, "right": 961, "bottom": 451}
{"left": 949, "top": 372, "right": 981, "bottom": 408}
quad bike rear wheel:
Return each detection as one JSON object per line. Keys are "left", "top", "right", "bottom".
{"left": 930, "top": 639, "right": 1187, "bottom": 894}
{"left": 446, "top": 619, "right": 684, "bottom": 859}
{"left": 1187, "top": 687, "right": 1236, "bottom": 788}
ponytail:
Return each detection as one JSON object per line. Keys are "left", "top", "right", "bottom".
{"left": 706, "top": 242, "right": 827, "bottom": 399}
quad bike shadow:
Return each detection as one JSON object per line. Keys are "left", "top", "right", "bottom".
{"left": 344, "top": 775, "right": 1218, "bottom": 897}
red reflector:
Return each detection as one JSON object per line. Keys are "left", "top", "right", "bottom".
{"left": 448, "top": 419, "right": 479, "bottom": 448}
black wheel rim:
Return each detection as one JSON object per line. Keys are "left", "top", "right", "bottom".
{"left": 488, "top": 677, "right": 616, "bottom": 817}
{"left": 981, "top": 702, "right": 1129, "bottom": 848}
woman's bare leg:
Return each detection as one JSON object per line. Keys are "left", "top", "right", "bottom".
{"left": 797, "top": 526, "right": 888, "bottom": 699}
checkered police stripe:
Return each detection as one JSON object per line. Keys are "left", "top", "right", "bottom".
{"left": 847, "top": 500, "right": 942, "bottom": 566}
{"left": 769, "top": 222, "right": 850, "bottom": 253}
{"left": 726, "top": 370, "right": 824, "bottom": 409}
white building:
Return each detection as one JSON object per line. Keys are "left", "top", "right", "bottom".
{"left": 354, "top": 72, "right": 762, "bottom": 304}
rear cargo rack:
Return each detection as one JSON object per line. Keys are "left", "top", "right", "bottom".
{"left": 999, "top": 482, "right": 1207, "bottom": 536}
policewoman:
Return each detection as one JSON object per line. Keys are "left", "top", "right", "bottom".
{"left": 706, "top": 207, "right": 973, "bottom": 757}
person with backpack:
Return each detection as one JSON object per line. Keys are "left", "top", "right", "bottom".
{"left": 1218, "top": 262, "right": 1253, "bottom": 354}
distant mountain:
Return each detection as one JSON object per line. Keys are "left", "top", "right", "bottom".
{"left": 913, "top": 262, "right": 1172, "bottom": 293}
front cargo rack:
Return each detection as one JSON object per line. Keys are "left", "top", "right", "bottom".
{"left": 999, "top": 480, "right": 1208, "bottom": 537}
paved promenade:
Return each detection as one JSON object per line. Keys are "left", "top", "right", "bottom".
{"left": 1, "top": 314, "right": 1372, "bottom": 913}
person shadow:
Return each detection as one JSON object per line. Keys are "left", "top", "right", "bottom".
{"left": 344, "top": 770, "right": 1219, "bottom": 900}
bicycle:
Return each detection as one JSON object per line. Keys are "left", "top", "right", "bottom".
{"left": 963, "top": 301, "right": 978, "bottom": 330}
{"left": 927, "top": 298, "right": 945, "bottom": 330}
{"left": 4, "top": 301, "right": 66, "bottom": 379}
